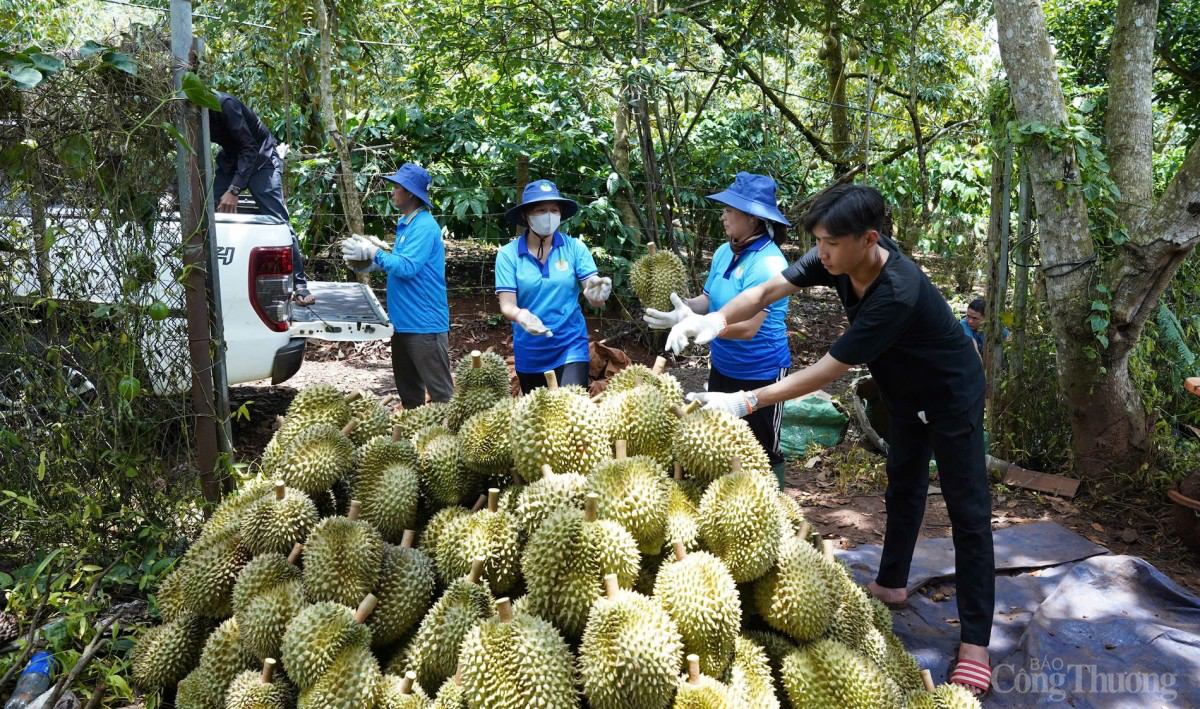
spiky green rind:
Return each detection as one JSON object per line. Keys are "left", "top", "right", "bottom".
{"left": 459, "top": 399, "right": 517, "bottom": 479}
{"left": 392, "top": 403, "right": 450, "bottom": 441}
{"left": 355, "top": 436, "right": 419, "bottom": 497}
{"left": 630, "top": 248, "right": 687, "bottom": 313}
{"left": 514, "top": 471, "right": 588, "bottom": 538}
{"left": 601, "top": 386, "right": 679, "bottom": 468}
{"left": 402, "top": 576, "right": 494, "bottom": 691}
{"left": 781, "top": 638, "right": 903, "bottom": 709}
{"left": 200, "top": 481, "right": 273, "bottom": 545}
{"left": 522, "top": 508, "right": 640, "bottom": 640}
{"left": 672, "top": 674, "right": 737, "bottom": 709}
{"left": 727, "top": 635, "right": 780, "bottom": 709}
{"left": 179, "top": 528, "right": 251, "bottom": 618}
{"left": 741, "top": 630, "right": 795, "bottom": 690}
{"left": 588, "top": 456, "right": 671, "bottom": 555}
{"left": 349, "top": 394, "right": 392, "bottom": 445}
{"left": 578, "top": 590, "right": 683, "bottom": 709}
{"left": 826, "top": 567, "right": 875, "bottom": 655}
{"left": 776, "top": 491, "right": 807, "bottom": 537}
{"left": 274, "top": 423, "right": 355, "bottom": 497}
{"left": 883, "top": 631, "right": 925, "bottom": 693}
{"left": 752, "top": 536, "right": 839, "bottom": 643}
{"left": 241, "top": 488, "right": 319, "bottom": 556}
{"left": 870, "top": 596, "right": 894, "bottom": 634}
{"left": 155, "top": 566, "right": 188, "bottom": 622}
{"left": 605, "top": 366, "right": 684, "bottom": 405}
{"left": 930, "top": 683, "right": 985, "bottom": 708}
{"left": 453, "top": 351, "right": 511, "bottom": 398}
{"left": 130, "top": 613, "right": 210, "bottom": 690}
{"left": 287, "top": 383, "right": 351, "bottom": 426}
{"left": 663, "top": 482, "right": 701, "bottom": 553}
{"left": 232, "top": 554, "right": 305, "bottom": 661}
{"left": 653, "top": 551, "right": 741, "bottom": 678}
{"left": 303, "top": 515, "right": 384, "bottom": 606}
{"left": 377, "top": 673, "right": 431, "bottom": 709}
{"left": 902, "top": 691, "right": 939, "bottom": 709}
{"left": 431, "top": 678, "right": 468, "bottom": 709}
{"left": 360, "top": 463, "right": 420, "bottom": 543}
{"left": 434, "top": 509, "right": 521, "bottom": 592}
{"left": 510, "top": 386, "right": 610, "bottom": 481}
{"left": 419, "top": 431, "right": 475, "bottom": 508}
{"left": 225, "top": 668, "right": 298, "bottom": 709}
{"left": 417, "top": 506, "right": 471, "bottom": 567}
{"left": 672, "top": 409, "right": 771, "bottom": 484}
{"left": 298, "top": 641, "right": 381, "bottom": 708}
{"left": 370, "top": 544, "right": 437, "bottom": 649}
{"left": 698, "top": 471, "right": 781, "bottom": 583}
{"left": 280, "top": 601, "right": 370, "bottom": 691}
{"left": 177, "top": 666, "right": 221, "bottom": 708}
{"left": 446, "top": 387, "right": 503, "bottom": 433}
{"left": 460, "top": 611, "right": 579, "bottom": 709}
{"left": 176, "top": 618, "right": 257, "bottom": 708}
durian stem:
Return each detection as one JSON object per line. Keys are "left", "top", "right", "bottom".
{"left": 496, "top": 597, "right": 514, "bottom": 623}
{"left": 672, "top": 541, "right": 687, "bottom": 562}
{"left": 471, "top": 350, "right": 483, "bottom": 368}
{"left": 287, "top": 543, "right": 304, "bottom": 565}
{"left": 273, "top": 481, "right": 286, "bottom": 501}
{"left": 673, "top": 462, "right": 683, "bottom": 481}
{"left": 590, "top": 391, "right": 604, "bottom": 403}
{"left": 468, "top": 557, "right": 485, "bottom": 584}
{"left": 391, "top": 424, "right": 404, "bottom": 441}
{"left": 544, "top": 370, "right": 558, "bottom": 390}
{"left": 540, "top": 464, "right": 553, "bottom": 478}
{"left": 261, "top": 658, "right": 276, "bottom": 684}
{"left": 400, "top": 529, "right": 415, "bottom": 549}
{"left": 672, "top": 400, "right": 703, "bottom": 418}
{"left": 731, "top": 455, "right": 742, "bottom": 474}
{"left": 686, "top": 654, "right": 701, "bottom": 685}
{"left": 647, "top": 242, "right": 657, "bottom": 256}
{"left": 821, "top": 539, "right": 835, "bottom": 562}
{"left": 455, "top": 664, "right": 463, "bottom": 686}
{"left": 344, "top": 391, "right": 363, "bottom": 404}
{"left": 472, "top": 494, "right": 487, "bottom": 512}
{"left": 921, "top": 669, "right": 936, "bottom": 692}
{"left": 614, "top": 440, "right": 627, "bottom": 459}
{"left": 487, "top": 488, "right": 499, "bottom": 513}
{"left": 348, "top": 500, "right": 362, "bottom": 521}
{"left": 341, "top": 418, "right": 359, "bottom": 437}
{"left": 381, "top": 394, "right": 396, "bottom": 406}
{"left": 354, "top": 593, "right": 378, "bottom": 624}
{"left": 583, "top": 494, "right": 599, "bottom": 523}
{"left": 797, "top": 521, "right": 812, "bottom": 541}
{"left": 603, "top": 574, "right": 619, "bottom": 600}
{"left": 652, "top": 356, "right": 666, "bottom": 375}
{"left": 401, "top": 671, "right": 417, "bottom": 695}
{"left": 274, "top": 415, "right": 285, "bottom": 429}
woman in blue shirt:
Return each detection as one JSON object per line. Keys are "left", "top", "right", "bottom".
{"left": 495, "top": 180, "right": 612, "bottom": 393}
{"left": 645, "top": 172, "right": 792, "bottom": 484}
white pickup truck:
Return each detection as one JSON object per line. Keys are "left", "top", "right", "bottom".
{"left": 6, "top": 206, "right": 393, "bottom": 397}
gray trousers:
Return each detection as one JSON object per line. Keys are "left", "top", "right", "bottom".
{"left": 214, "top": 154, "right": 308, "bottom": 288}
{"left": 391, "top": 332, "right": 454, "bottom": 409}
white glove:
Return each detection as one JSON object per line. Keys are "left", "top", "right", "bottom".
{"left": 686, "top": 390, "right": 752, "bottom": 417}
{"left": 341, "top": 234, "right": 379, "bottom": 263}
{"left": 517, "top": 309, "right": 553, "bottom": 337}
{"left": 643, "top": 292, "right": 693, "bottom": 330}
{"left": 583, "top": 276, "right": 612, "bottom": 304}
{"left": 665, "top": 311, "right": 728, "bottom": 355}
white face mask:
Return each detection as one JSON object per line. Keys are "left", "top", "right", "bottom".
{"left": 528, "top": 212, "right": 561, "bottom": 237}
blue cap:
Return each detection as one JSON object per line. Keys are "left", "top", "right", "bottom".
{"left": 504, "top": 179, "right": 579, "bottom": 227}
{"left": 706, "top": 172, "right": 791, "bottom": 227}
{"left": 382, "top": 162, "right": 432, "bottom": 208}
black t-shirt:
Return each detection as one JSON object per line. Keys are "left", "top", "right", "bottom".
{"left": 781, "top": 236, "right": 984, "bottom": 419}
{"left": 209, "top": 92, "right": 278, "bottom": 191}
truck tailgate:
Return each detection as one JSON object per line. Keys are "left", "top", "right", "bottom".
{"left": 290, "top": 281, "right": 393, "bottom": 341}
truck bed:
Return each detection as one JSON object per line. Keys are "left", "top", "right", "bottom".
{"left": 290, "top": 281, "right": 393, "bottom": 341}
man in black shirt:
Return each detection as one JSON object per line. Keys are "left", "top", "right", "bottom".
{"left": 209, "top": 92, "right": 313, "bottom": 304}
{"left": 668, "top": 184, "right": 994, "bottom": 697}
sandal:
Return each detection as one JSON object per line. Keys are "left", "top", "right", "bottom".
{"left": 948, "top": 656, "right": 992, "bottom": 698}
{"left": 293, "top": 288, "right": 316, "bottom": 306}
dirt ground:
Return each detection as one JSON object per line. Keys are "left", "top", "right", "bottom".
{"left": 230, "top": 283, "right": 1200, "bottom": 598}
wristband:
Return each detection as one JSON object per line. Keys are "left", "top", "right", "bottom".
{"left": 743, "top": 393, "right": 755, "bottom": 415}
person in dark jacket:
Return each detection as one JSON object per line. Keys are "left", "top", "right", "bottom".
{"left": 209, "top": 92, "right": 312, "bottom": 304}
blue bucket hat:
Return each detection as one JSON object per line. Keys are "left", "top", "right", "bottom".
{"left": 707, "top": 172, "right": 791, "bottom": 227}
{"left": 504, "top": 179, "right": 579, "bottom": 227}
{"left": 383, "top": 162, "right": 432, "bottom": 208}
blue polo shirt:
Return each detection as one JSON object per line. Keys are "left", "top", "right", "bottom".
{"left": 495, "top": 231, "right": 598, "bottom": 373}
{"left": 373, "top": 209, "right": 450, "bottom": 334}
{"left": 704, "top": 236, "right": 791, "bottom": 380}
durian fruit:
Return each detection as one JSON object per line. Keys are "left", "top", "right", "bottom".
{"left": 513, "top": 463, "right": 588, "bottom": 538}
{"left": 155, "top": 565, "right": 188, "bottom": 622}
{"left": 241, "top": 481, "right": 319, "bottom": 556}
{"left": 178, "top": 525, "right": 252, "bottom": 618}
{"left": 663, "top": 475, "right": 701, "bottom": 553}
{"left": 459, "top": 398, "right": 517, "bottom": 480}
{"left": 291, "top": 596, "right": 383, "bottom": 708}
{"left": 303, "top": 500, "right": 384, "bottom": 606}
{"left": 175, "top": 617, "right": 257, "bottom": 708}
{"left": 781, "top": 637, "right": 903, "bottom": 709}
{"left": 741, "top": 630, "right": 796, "bottom": 694}
{"left": 225, "top": 658, "right": 298, "bottom": 709}
{"left": 232, "top": 545, "right": 306, "bottom": 661}
{"left": 378, "top": 670, "right": 430, "bottom": 709}
{"left": 417, "top": 427, "right": 476, "bottom": 508}
{"left": 460, "top": 597, "right": 578, "bottom": 709}
{"left": 726, "top": 635, "right": 780, "bottom": 709}
{"left": 673, "top": 654, "right": 737, "bottom": 709}
{"left": 354, "top": 425, "right": 419, "bottom": 495}
{"left": 752, "top": 534, "right": 839, "bottom": 643}
{"left": 453, "top": 349, "right": 510, "bottom": 398}
{"left": 653, "top": 542, "right": 741, "bottom": 678}
{"left": 401, "top": 557, "right": 495, "bottom": 691}
{"left": 588, "top": 441, "right": 671, "bottom": 555}
{"left": 349, "top": 392, "right": 394, "bottom": 445}
{"left": 672, "top": 404, "right": 771, "bottom": 483}
{"left": 430, "top": 668, "right": 468, "bottom": 709}
{"left": 201, "top": 481, "right": 274, "bottom": 545}
{"left": 776, "top": 491, "right": 808, "bottom": 537}
{"left": 601, "top": 382, "right": 679, "bottom": 469}
{"left": 446, "top": 385, "right": 504, "bottom": 434}
{"left": 630, "top": 242, "right": 688, "bottom": 313}
{"left": 130, "top": 613, "right": 210, "bottom": 690}
{"left": 697, "top": 460, "right": 781, "bottom": 583}
{"left": 605, "top": 357, "right": 684, "bottom": 402}
{"left": 261, "top": 386, "right": 355, "bottom": 473}
{"left": 355, "top": 429, "right": 421, "bottom": 543}
{"left": 578, "top": 574, "right": 683, "bottom": 709}
{"left": 370, "top": 531, "right": 437, "bottom": 649}
{"left": 274, "top": 419, "right": 357, "bottom": 496}
{"left": 417, "top": 505, "right": 471, "bottom": 568}
{"left": 435, "top": 489, "right": 521, "bottom": 593}
{"left": 280, "top": 596, "right": 373, "bottom": 691}
{"left": 391, "top": 402, "right": 450, "bottom": 441}
{"left": 521, "top": 495, "right": 640, "bottom": 640}
{"left": 913, "top": 670, "right": 984, "bottom": 709}
{"left": 509, "top": 371, "right": 610, "bottom": 481}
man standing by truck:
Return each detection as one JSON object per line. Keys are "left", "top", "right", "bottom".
{"left": 340, "top": 163, "right": 454, "bottom": 408}
{"left": 209, "top": 91, "right": 314, "bottom": 305}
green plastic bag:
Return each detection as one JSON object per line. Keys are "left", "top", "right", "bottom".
{"left": 779, "top": 396, "right": 848, "bottom": 459}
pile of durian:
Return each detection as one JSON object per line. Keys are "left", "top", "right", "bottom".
{"left": 131, "top": 351, "right": 981, "bottom": 709}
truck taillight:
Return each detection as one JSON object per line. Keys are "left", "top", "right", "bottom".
{"left": 249, "top": 246, "right": 292, "bottom": 332}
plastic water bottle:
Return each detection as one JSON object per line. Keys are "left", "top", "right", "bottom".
{"left": 3, "top": 652, "right": 54, "bottom": 709}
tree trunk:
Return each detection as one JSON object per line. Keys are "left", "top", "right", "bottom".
{"left": 612, "top": 98, "right": 641, "bottom": 231}
{"left": 822, "top": 21, "right": 851, "bottom": 176}
{"left": 314, "top": 0, "right": 365, "bottom": 241}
